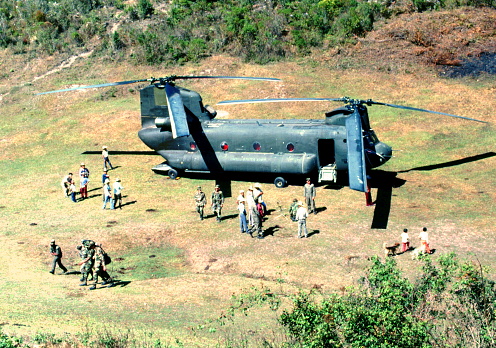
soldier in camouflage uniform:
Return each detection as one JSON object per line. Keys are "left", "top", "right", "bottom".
{"left": 211, "top": 184, "right": 224, "bottom": 222}
{"left": 194, "top": 186, "right": 207, "bottom": 220}
{"left": 78, "top": 240, "right": 95, "bottom": 286}
{"left": 77, "top": 244, "right": 93, "bottom": 282}
{"left": 90, "top": 244, "right": 114, "bottom": 290}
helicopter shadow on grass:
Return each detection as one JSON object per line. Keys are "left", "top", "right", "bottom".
{"left": 369, "top": 152, "right": 496, "bottom": 229}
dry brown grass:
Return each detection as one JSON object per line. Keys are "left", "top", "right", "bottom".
{"left": 0, "top": 10, "right": 495, "bottom": 345}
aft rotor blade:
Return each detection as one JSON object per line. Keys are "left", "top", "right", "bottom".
{"left": 368, "top": 101, "right": 487, "bottom": 123}
{"left": 36, "top": 79, "right": 150, "bottom": 95}
{"left": 346, "top": 108, "right": 367, "bottom": 193}
{"left": 218, "top": 97, "right": 345, "bottom": 105}
{"left": 165, "top": 83, "right": 190, "bottom": 138}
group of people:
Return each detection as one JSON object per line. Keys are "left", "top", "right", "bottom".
{"left": 400, "top": 227, "right": 431, "bottom": 254}
{"left": 49, "top": 239, "right": 115, "bottom": 290}
{"left": 61, "top": 162, "right": 90, "bottom": 203}
{"left": 60, "top": 146, "right": 124, "bottom": 209}
{"left": 195, "top": 178, "right": 318, "bottom": 239}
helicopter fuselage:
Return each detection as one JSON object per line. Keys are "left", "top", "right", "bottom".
{"left": 137, "top": 84, "right": 392, "bottom": 185}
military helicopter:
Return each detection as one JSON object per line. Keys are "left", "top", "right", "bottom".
{"left": 37, "top": 75, "right": 487, "bottom": 203}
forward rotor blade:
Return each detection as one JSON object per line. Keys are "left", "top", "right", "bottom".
{"left": 218, "top": 97, "right": 344, "bottom": 105}
{"left": 368, "top": 101, "right": 487, "bottom": 123}
{"left": 345, "top": 108, "right": 367, "bottom": 192}
{"left": 174, "top": 76, "right": 280, "bottom": 82}
{"left": 165, "top": 83, "right": 190, "bottom": 138}
{"left": 36, "top": 79, "right": 150, "bottom": 95}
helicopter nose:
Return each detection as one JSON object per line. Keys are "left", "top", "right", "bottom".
{"left": 375, "top": 141, "right": 393, "bottom": 164}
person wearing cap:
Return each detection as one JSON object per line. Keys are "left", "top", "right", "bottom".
{"left": 194, "top": 186, "right": 207, "bottom": 220}
{"left": 80, "top": 173, "right": 89, "bottom": 199}
{"left": 288, "top": 198, "right": 299, "bottom": 222}
{"left": 90, "top": 243, "right": 114, "bottom": 290}
{"left": 112, "top": 178, "right": 124, "bottom": 209}
{"left": 49, "top": 239, "right": 68, "bottom": 274}
{"left": 102, "top": 146, "right": 114, "bottom": 171}
{"left": 102, "top": 178, "right": 113, "bottom": 209}
{"left": 236, "top": 190, "right": 248, "bottom": 233}
{"left": 79, "top": 163, "right": 90, "bottom": 179}
{"left": 78, "top": 241, "right": 95, "bottom": 286}
{"left": 304, "top": 178, "right": 316, "bottom": 214}
{"left": 211, "top": 184, "right": 224, "bottom": 222}
{"left": 295, "top": 201, "right": 309, "bottom": 238}
{"left": 253, "top": 183, "right": 267, "bottom": 216}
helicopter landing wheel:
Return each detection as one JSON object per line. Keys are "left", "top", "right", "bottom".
{"left": 274, "top": 177, "right": 287, "bottom": 188}
{"left": 168, "top": 168, "right": 179, "bottom": 180}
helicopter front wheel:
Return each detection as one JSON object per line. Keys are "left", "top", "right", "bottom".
{"left": 274, "top": 177, "right": 287, "bottom": 188}
{"left": 168, "top": 168, "right": 179, "bottom": 180}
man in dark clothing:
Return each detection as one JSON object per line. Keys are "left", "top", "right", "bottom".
{"left": 49, "top": 239, "right": 68, "bottom": 274}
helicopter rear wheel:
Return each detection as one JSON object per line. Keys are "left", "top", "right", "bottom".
{"left": 168, "top": 168, "right": 179, "bottom": 180}
{"left": 274, "top": 177, "right": 287, "bottom": 188}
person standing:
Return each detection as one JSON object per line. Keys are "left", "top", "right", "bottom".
{"left": 80, "top": 174, "right": 89, "bottom": 199}
{"left": 90, "top": 244, "right": 114, "bottom": 290}
{"left": 194, "top": 186, "right": 207, "bottom": 220}
{"left": 79, "top": 163, "right": 90, "bottom": 180}
{"left": 419, "top": 227, "right": 431, "bottom": 254}
{"left": 289, "top": 198, "right": 299, "bottom": 222}
{"left": 401, "top": 229, "right": 410, "bottom": 253}
{"left": 102, "top": 179, "right": 113, "bottom": 209}
{"left": 211, "top": 184, "right": 224, "bottom": 222}
{"left": 112, "top": 178, "right": 124, "bottom": 209}
{"left": 61, "top": 173, "right": 73, "bottom": 197}
{"left": 253, "top": 183, "right": 267, "bottom": 215}
{"left": 49, "top": 239, "right": 68, "bottom": 274}
{"left": 102, "top": 146, "right": 114, "bottom": 171}
{"left": 295, "top": 201, "right": 309, "bottom": 238}
{"left": 304, "top": 178, "right": 316, "bottom": 214}
{"left": 236, "top": 190, "right": 248, "bottom": 233}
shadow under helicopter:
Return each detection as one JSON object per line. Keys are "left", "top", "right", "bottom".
{"left": 369, "top": 152, "right": 495, "bottom": 230}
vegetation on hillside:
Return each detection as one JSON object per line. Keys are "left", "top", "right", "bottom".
{"left": 0, "top": 0, "right": 494, "bottom": 65}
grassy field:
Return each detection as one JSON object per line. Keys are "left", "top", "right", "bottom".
{"left": 0, "top": 49, "right": 495, "bottom": 346}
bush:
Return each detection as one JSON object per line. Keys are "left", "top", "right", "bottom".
{"left": 280, "top": 254, "right": 496, "bottom": 347}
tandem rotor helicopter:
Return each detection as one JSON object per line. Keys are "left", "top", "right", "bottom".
{"left": 37, "top": 75, "right": 487, "bottom": 204}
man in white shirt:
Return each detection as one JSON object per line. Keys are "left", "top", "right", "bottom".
{"left": 295, "top": 201, "right": 309, "bottom": 238}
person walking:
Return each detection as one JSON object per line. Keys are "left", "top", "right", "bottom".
{"left": 194, "top": 186, "right": 207, "bottom": 220}
{"left": 112, "top": 178, "right": 124, "bottom": 209}
{"left": 401, "top": 229, "right": 410, "bottom": 252}
{"left": 102, "top": 146, "right": 114, "bottom": 171}
{"left": 295, "top": 201, "right": 309, "bottom": 238}
{"left": 90, "top": 244, "right": 114, "bottom": 290}
{"left": 253, "top": 183, "right": 267, "bottom": 215}
{"left": 419, "top": 227, "right": 431, "bottom": 254}
{"left": 102, "top": 179, "right": 113, "bottom": 209}
{"left": 49, "top": 239, "right": 68, "bottom": 274}
{"left": 236, "top": 190, "right": 248, "bottom": 233}
{"left": 211, "top": 184, "right": 224, "bottom": 222}
{"left": 78, "top": 240, "right": 95, "bottom": 286}
{"left": 304, "top": 178, "right": 316, "bottom": 214}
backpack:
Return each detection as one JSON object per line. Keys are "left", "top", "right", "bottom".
{"left": 101, "top": 247, "right": 112, "bottom": 265}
